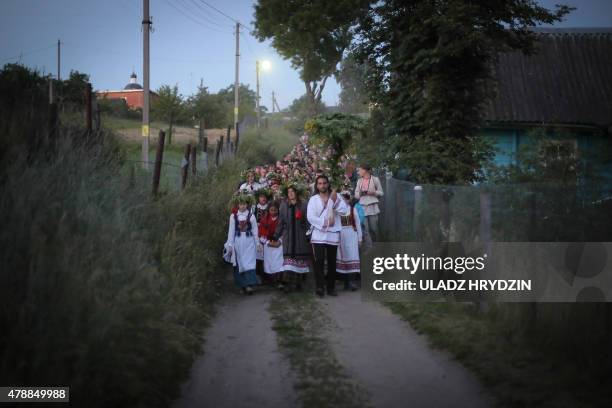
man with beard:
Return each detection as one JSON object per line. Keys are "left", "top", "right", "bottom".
{"left": 307, "top": 175, "right": 350, "bottom": 297}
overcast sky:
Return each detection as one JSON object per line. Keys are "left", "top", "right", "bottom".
{"left": 1, "top": 0, "right": 611, "bottom": 109}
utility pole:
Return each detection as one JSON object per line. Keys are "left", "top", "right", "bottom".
{"left": 256, "top": 60, "right": 260, "bottom": 129}
{"left": 57, "top": 39, "right": 61, "bottom": 80}
{"left": 234, "top": 22, "right": 240, "bottom": 140}
{"left": 142, "top": 0, "right": 151, "bottom": 169}
{"left": 272, "top": 91, "right": 275, "bottom": 113}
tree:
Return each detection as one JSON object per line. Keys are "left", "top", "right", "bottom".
{"left": 355, "top": 0, "right": 573, "bottom": 184}
{"left": 216, "top": 84, "right": 257, "bottom": 125}
{"left": 185, "top": 83, "right": 227, "bottom": 129}
{"left": 336, "top": 53, "right": 369, "bottom": 114}
{"left": 253, "top": 0, "right": 370, "bottom": 117}
{"left": 152, "top": 84, "right": 183, "bottom": 145}
{"left": 287, "top": 94, "right": 325, "bottom": 132}
{"left": 305, "top": 113, "right": 366, "bottom": 186}
{"left": 57, "top": 70, "right": 90, "bottom": 111}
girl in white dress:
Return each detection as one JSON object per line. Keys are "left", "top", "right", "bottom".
{"left": 260, "top": 201, "right": 284, "bottom": 281}
{"left": 225, "top": 193, "right": 262, "bottom": 295}
{"left": 337, "top": 191, "right": 363, "bottom": 290}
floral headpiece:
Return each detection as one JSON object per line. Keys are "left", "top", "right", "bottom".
{"left": 229, "top": 191, "right": 255, "bottom": 208}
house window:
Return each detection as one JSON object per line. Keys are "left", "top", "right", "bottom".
{"left": 539, "top": 139, "right": 579, "bottom": 181}
{"left": 541, "top": 139, "right": 577, "bottom": 162}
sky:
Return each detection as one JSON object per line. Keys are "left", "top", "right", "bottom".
{"left": 1, "top": 0, "right": 611, "bottom": 110}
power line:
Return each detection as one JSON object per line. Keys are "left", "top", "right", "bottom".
{"left": 1, "top": 44, "right": 56, "bottom": 64}
{"left": 164, "top": 0, "right": 232, "bottom": 34}
{"left": 183, "top": 0, "right": 227, "bottom": 29}
{"left": 198, "top": 0, "right": 240, "bottom": 24}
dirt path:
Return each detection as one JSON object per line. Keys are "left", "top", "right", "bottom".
{"left": 173, "top": 291, "right": 297, "bottom": 408}
{"left": 321, "top": 291, "right": 493, "bottom": 408}
{"left": 174, "top": 289, "right": 492, "bottom": 408}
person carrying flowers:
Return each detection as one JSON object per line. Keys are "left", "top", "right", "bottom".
{"left": 239, "top": 169, "right": 262, "bottom": 194}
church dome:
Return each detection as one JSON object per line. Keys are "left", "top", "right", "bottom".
{"left": 124, "top": 72, "right": 143, "bottom": 90}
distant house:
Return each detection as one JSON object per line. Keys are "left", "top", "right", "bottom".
{"left": 96, "top": 72, "right": 158, "bottom": 110}
{"left": 482, "top": 28, "right": 612, "bottom": 190}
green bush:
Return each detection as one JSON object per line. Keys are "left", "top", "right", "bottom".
{"left": 237, "top": 127, "right": 298, "bottom": 167}
{"left": 0, "top": 127, "right": 243, "bottom": 406}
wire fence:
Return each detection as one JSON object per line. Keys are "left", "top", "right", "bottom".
{"left": 378, "top": 174, "right": 612, "bottom": 244}
{"left": 122, "top": 137, "right": 237, "bottom": 194}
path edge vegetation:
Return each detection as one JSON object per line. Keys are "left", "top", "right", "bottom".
{"left": 0, "top": 64, "right": 298, "bottom": 408}
{"left": 269, "top": 293, "right": 371, "bottom": 408}
{"left": 387, "top": 302, "right": 612, "bottom": 408}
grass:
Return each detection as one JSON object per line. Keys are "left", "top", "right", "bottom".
{"left": 386, "top": 302, "right": 612, "bottom": 408}
{"left": 101, "top": 114, "right": 168, "bottom": 131}
{"left": 0, "top": 116, "right": 294, "bottom": 407}
{"left": 0, "top": 128, "right": 242, "bottom": 406}
{"left": 269, "top": 293, "right": 371, "bottom": 408}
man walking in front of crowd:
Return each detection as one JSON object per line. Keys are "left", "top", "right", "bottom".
{"left": 354, "top": 164, "right": 384, "bottom": 245}
{"left": 307, "top": 175, "right": 349, "bottom": 297}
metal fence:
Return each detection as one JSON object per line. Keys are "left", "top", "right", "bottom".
{"left": 379, "top": 174, "right": 612, "bottom": 243}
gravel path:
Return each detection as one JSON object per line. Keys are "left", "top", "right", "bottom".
{"left": 173, "top": 292, "right": 297, "bottom": 408}
{"left": 321, "top": 291, "right": 493, "bottom": 408}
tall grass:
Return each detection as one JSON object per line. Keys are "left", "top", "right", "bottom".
{"left": 237, "top": 127, "right": 299, "bottom": 167}
{"left": 0, "top": 128, "right": 239, "bottom": 406}
{"left": 0, "top": 64, "right": 295, "bottom": 405}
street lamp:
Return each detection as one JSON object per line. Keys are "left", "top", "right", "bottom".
{"left": 256, "top": 59, "right": 271, "bottom": 129}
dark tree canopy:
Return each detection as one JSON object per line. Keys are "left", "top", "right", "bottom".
{"left": 253, "top": 0, "right": 370, "bottom": 116}
{"left": 355, "top": 0, "right": 573, "bottom": 184}
{"left": 336, "top": 52, "right": 370, "bottom": 114}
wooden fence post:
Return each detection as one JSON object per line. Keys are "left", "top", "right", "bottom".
{"left": 478, "top": 187, "right": 492, "bottom": 312}
{"left": 152, "top": 130, "right": 165, "bottom": 196}
{"left": 215, "top": 139, "right": 222, "bottom": 167}
{"left": 202, "top": 135, "right": 209, "bottom": 172}
{"left": 85, "top": 83, "right": 92, "bottom": 133}
{"left": 413, "top": 185, "right": 423, "bottom": 241}
{"left": 191, "top": 146, "right": 197, "bottom": 176}
{"left": 181, "top": 143, "right": 191, "bottom": 190}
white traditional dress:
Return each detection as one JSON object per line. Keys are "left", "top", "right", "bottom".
{"left": 337, "top": 205, "right": 363, "bottom": 274}
{"left": 239, "top": 181, "right": 262, "bottom": 194}
{"left": 225, "top": 209, "right": 259, "bottom": 288}
{"left": 263, "top": 238, "right": 284, "bottom": 274}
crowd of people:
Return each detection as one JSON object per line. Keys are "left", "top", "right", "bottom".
{"left": 223, "top": 135, "right": 384, "bottom": 297}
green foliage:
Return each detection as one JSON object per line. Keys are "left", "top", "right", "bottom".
{"left": 0, "top": 65, "right": 296, "bottom": 406}
{"left": 336, "top": 52, "right": 370, "bottom": 114}
{"left": 355, "top": 0, "right": 573, "bottom": 184}
{"left": 0, "top": 64, "right": 50, "bottom": 160}
{"left": 286, "top": 94, "right": 326, "bottom": 133}
{"left": 185, "top": 83, "right": 227, "bottom": 129}
{"left": 486, "top": 128, "right": 586, "bottom": 185}
{"left": 305, "top": 112, "right": 366, "bottom": 185}
{"left": 388, "top": 302, "right": 612, "bottom": 407}
{"left": 56, "top": 70, "right": 90, "bottom": 109}
{"left": 253, "top": 0, "right": 370, "bottom": 115}
{"left": 98, "top": 97, "right": 141, "bottom": 120}
{"left": 237, "top": 127, "right": 299, "bottom": 168}
{"left": 152, "top": 84, "right": 184, "bottom": 144}
{"left": 217, "top": 83, "right": 257, "bottom": 125}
